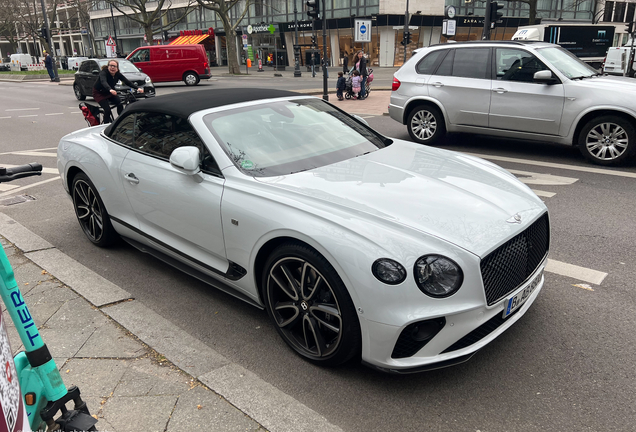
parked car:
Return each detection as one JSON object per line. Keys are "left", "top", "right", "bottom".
{"left": 10, "top": 53, "right": 34, "bottom": 71}
{"left": 57, "top": 88, "right": 549, "bottom": 373}
{"left": 0, "top": 57, "right": 10, "bottom": 71}
{"left": 389, "top": 40, "right": 636, "bottom": 166}
{"left": 73, "top": 58, "right": 155, "bottom": 101}
{"left": 126, "top": 44, "right": 211, "bottom": 86}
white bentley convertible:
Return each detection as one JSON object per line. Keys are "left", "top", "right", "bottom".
{"left": 57, "top": 89, "right": 549, "bottom": 373}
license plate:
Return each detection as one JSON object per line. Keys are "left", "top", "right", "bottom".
{"left": 503, "top": 270, "right": 543, "bottom": 318}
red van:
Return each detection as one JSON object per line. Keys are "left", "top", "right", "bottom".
{"left": 127, "top": 44, "right": 211, "bottom": 86}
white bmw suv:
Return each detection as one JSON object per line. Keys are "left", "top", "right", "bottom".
{"left": 389, "top": 40, "right": 636, "bottom": 166}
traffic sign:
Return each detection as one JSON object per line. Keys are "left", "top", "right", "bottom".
{"left": 106, "top": 36, "right": 116, "bottom": 47}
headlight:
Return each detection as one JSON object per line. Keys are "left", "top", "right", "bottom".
{"left": 372, "top": 259, "right": 406, "bottom": 285}
{"left": 145, "top": 76, "right": 152, "bottom": 84}
{"left": 116, "top": 79, "right": 123, "bottom": 85}
{"left": 413, "top": 255, "right": 463, "bottom": 297}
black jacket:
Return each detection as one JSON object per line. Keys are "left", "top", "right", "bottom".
{"left": 355, "top": 56, "right": 368, "bottom": 77}
{"left": 93, "top": 68, "right": 137, "bottom": 94}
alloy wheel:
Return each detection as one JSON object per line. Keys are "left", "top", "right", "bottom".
{"left": 266, "top": 257, "right": 343, "bottom": 359}
{"left": 585, "top": 122, "right": 629, "bottom": 161}
{"left": 410, "top": 109, "right": 437, "bottom": 141}
{"left": 73, "top": 179, "right": 104, "bottom": 243}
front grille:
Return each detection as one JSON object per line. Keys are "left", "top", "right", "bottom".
{"left": 480, "top": 213, "right": 549, "bottom": 306}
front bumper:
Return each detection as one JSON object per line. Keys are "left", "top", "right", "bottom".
{"left": 361, "top": 264, "right": 546, "bottom": 373}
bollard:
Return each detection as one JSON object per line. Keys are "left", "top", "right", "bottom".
{"left": 258, "top": 58, "right": 263, "bottom": 72}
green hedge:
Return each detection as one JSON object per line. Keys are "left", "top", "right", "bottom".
{"left": 0, "top": 69, "right": 75, "bottom": 75}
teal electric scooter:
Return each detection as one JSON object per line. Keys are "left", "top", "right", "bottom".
{"left": 0, "top": 164, "right": 97, "bottom": 432}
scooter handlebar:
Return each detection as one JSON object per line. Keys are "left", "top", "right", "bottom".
{"left": 0, "top": 163, "right": 43, "bottom": 183}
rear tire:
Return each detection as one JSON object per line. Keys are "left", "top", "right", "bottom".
{"left": 407, "top": 105, "right": 446, "bottom": 145}
{"left": 74, "top": 84, "right": 86, "bottom": 101}
{"left": 183, "top": 72, "right": 200, "bottom": 86}
{"left": 578, "top": 115, "right": 636, "bottom": 166}
{"left": 71, "top": 173, "right": 118, "bottom": 247}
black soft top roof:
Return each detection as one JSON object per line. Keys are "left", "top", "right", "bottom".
{"left": 126, "top": 88, "right": 302, "bottom": 118}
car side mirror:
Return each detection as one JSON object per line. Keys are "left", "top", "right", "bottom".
{"left": 91, "top": 69, "right": 99, "bottom": 75}
{"left": 534, "top": 70, "right": 558, "bottom": 84}
{"left": 170, "top": 146, "right": 202, "bottom": 177}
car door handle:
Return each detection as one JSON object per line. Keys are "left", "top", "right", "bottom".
{"left": 431, "top": 82, "right": 444, "bottom": 87}
{"left": 492, "top": 88, "right": 508, "bottom": 93}
{"left": 124, "top": 173, "right": 139, "bottom": 184}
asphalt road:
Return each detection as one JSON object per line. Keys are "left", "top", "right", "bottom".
{"left": 1, "top": 79, "right": 634, "bottom": 432}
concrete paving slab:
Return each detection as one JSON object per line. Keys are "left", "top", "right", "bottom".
{"left": 104, "top": 300, "right": 231, "bottom": 378}
{"left": 76, "top": 322, "right": 147, "bottom": 359}
{"left": 0, "top": 213, "right": 54, "bottom": 252}
{"left": 38, "top": 327, "right": 95, "bottom": 358}
{"left": 168, "top": 386, "right": 264, "bottom": 432}
{"left": 114, "top": 357, "right": 191, "bottom": 398}
{"left": 101, "top": 395, "right": 179, "bottom": 432}
{"left": 44, "top": 297, "right": 111, "bottom": 331}
{"left": 200, "top": 363, "right": 343, "bottom": 432}
{"left": 63, "top": 358, "right": 129, "bottom": 398}
{"left": 25, "top": 248, "right": 132, "bottom": 307}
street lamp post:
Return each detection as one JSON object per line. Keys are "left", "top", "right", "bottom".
{"left": 110, "top": 3, "right": 120, "bottom": 56}
{"left": 403, "top": 0, "right": 409, "bottom": 63}
{"left": 321, "top": 0, "right": 328, "bottom": 101}
{"left": 293, "top": 0, "right": 301, "bottom": 77}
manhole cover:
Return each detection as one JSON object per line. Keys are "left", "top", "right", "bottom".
{"left": 0, "top": 195, "right": 35, "bottom": 206}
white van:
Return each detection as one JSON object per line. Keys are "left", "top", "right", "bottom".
{"left": 67, "top": 56, "right": 88, "bottom": 70}
{"left": 10, "top": 53, "right": 34, "bottom": 71}
{"left": 603, "top": 45, "right": 635, "bottom": 76}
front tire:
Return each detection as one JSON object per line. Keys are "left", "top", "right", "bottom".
{"left": 261, "top": 242, "right": 361, "bottom": 366}
{"left": 578, "top": 115, "right": 636, "bottom": 166}
{"left": 74, "top": 84, "right": 86, "bottom": 101}
{"left": 71, "top": 173, "right": 117, "bottom": 247}
{"left": 407, "top": 105, "right": 446, "bottom": 145}
{"left": 183, "top": 72, "right": 200, "bottom": 86}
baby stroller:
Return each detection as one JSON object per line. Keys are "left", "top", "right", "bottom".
{"left": 344, "top": 68, "right": 373, "bottom": 100}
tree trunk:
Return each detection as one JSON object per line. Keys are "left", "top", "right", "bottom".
{"left": 529, "top": 2, "right": 537, "bottom": 25}
{"left": 145, "top": 28, "right": 155, "bottom": 45}
{"left": 221, "top": 16, "right": 240, "bottom": 74}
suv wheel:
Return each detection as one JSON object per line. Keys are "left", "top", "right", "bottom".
{"left": 183, "top": 72, "right": 200, "bottom": 86}
{"left": 578, "top": 115, "right": 636, "bottom": 166}
{"left": 407, "top": 105, "right": 446, "bottom": 145}
{"left": 74, "top": 84, "right": 86, "bottom": 101}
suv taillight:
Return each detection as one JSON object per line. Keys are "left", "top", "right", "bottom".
{"left": 392, "top": 77, "right": 401, "bottom": 91}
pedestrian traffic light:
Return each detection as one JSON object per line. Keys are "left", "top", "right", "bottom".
{"left": 490, "top": 1, "right": 504, "bottom": 25}
{"left": 306, "top": 0, "right": 319, "bottom": 21}
{"left": 627, "top": 21, "right": 635, "bottom": 34}
{"left": 404, "top": 31, "right": 412, "bottom": 45}
{"left": 311, "top": 35, "right": 316, "bottom": 45}
{"left": 39, "top": 27, "right": 49, "bottom": 41}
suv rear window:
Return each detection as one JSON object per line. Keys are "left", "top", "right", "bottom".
{"left": 433, "top": 48, "right": 490, "bottom": 79}
{"left": 416, "top": 50, "right": 447, "bottom": 74}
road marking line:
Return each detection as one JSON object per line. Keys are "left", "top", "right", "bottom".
{"left": 5, "top": 108, "right": 40, "bottom": 111}
{"left": 0, "top": 116, "right": 10, "bottom": 119}
{"left": 18, "top": 115, "right": 38, "bottom": 118}
{"left": 45, "top": 113, "right": 64, "bottom": 116}
{"left": 0, "top": 147, "right": 57, "bottom": 155}
{"left": 530, "top": 189, "right": 556, "bottom": 198}
{"left": 0, "top": 177, "right": 60, "bottom": 198}
{"left": 465, "top": 152, "right": 636, "bottom": 179}
{"left": 508, "top": 169, "right": 578, "bottom": 186}
{"left": 0, "top": 164, "right": 58, "bottom": 175}
{"left": 0, "top": 185, "right": 18, "bottom": 192}
{"left": 10, "top": 151, "right": 57, "bottom": 157}
{"left": 546, "top": 259, "right": 607, "bottom": 285}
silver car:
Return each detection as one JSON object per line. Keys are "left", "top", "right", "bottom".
{"left": 389, "top": 40, "right": 636, "bottom": 166}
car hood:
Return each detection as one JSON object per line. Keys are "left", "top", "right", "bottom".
{"left": 572, "top": 74, "right": 636, "bottom": 91}
{"left": 120, "top": 72, "right": 149, "bottom": 82}
{"left": 256, "top": 140, "right": 545, "bottom": 257}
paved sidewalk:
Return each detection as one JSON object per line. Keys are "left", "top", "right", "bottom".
{"left": 0, "top": 213, "right": 344, "bottom": 432}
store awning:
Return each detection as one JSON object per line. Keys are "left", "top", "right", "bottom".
{"left": 169, "top": 34, "right": 210, "bottom": 45}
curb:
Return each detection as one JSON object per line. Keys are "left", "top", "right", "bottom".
{"left": 0, "top": 212, "right": 343, "bottom": 432}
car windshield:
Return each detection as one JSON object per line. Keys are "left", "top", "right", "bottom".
{"left": 97, "top": 59, "right": 140, "bottom": 73}
{"left": 203, "top": 98, "right": 389, "bottom": 177}
{"left": 537, "top": 46, "right": 599, "bottom": 79}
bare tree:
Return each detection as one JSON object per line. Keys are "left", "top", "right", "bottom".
{"left": 106, "top": 0, "right": 196, "bottom": 46}
{"left": 0, "top": 0, "right": 22, "bottom": 54}
{"left": 196, "top": 0, "right": 252, "bottom": 74}
{"left": 507, "top": 0, "right": 539, "bottom": 25}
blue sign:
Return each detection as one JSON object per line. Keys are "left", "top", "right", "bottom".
{"left": 360, "top": 25, "right": 367, "bottom": 34}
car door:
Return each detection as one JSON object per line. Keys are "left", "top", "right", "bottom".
{"left": 128, "top": 48, "right": 155, "bottom": 80}
{"left": 119, "top": 111, "right": 228, "bottom": 273}
{"left": 427, "top": 47, "right": 492, "bottom": 127}
{"left": 78, "top": 60, "right": 96, "bottom": 95}
{"left": 488, "top": 48, "right": 565, "bottom": 135}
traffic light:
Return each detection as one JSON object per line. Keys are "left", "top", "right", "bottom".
{"left": 39, "top": 27, "right": 49, "bottom": 41}
{"left": 311, "top": 35, "right": 316, "bottom": 45}
{"left": 404, "top": 31, "right": 412, "bottom": 45}
{"left": 163, "top": 30, "right": 169, "bottom": 41}
{"left": 306, "top": 0, "right": 319, "bottom": 21}
{"left": 627, "top": 21, "right": 635, "bottom": 34}
{"left": 490, "top": 1, "right": 504, "bottom": 25}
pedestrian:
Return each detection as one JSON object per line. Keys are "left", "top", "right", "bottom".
{"left": 342, "top": 52, "right": 349, "bottom": 74}
{"left": 351, "top": 70, "right": 362, "bottom": 99}
{"left": 355, "top": 50, "right": 368, "bottom": 100}
{"left": 92, "top": 59, "right": 144, "bottom": 123}
{"left": 44, "top": 52, "right": 55, "bottom": 81}
{"left": 336, "top": 71, "right": 346, "bottom": 101}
